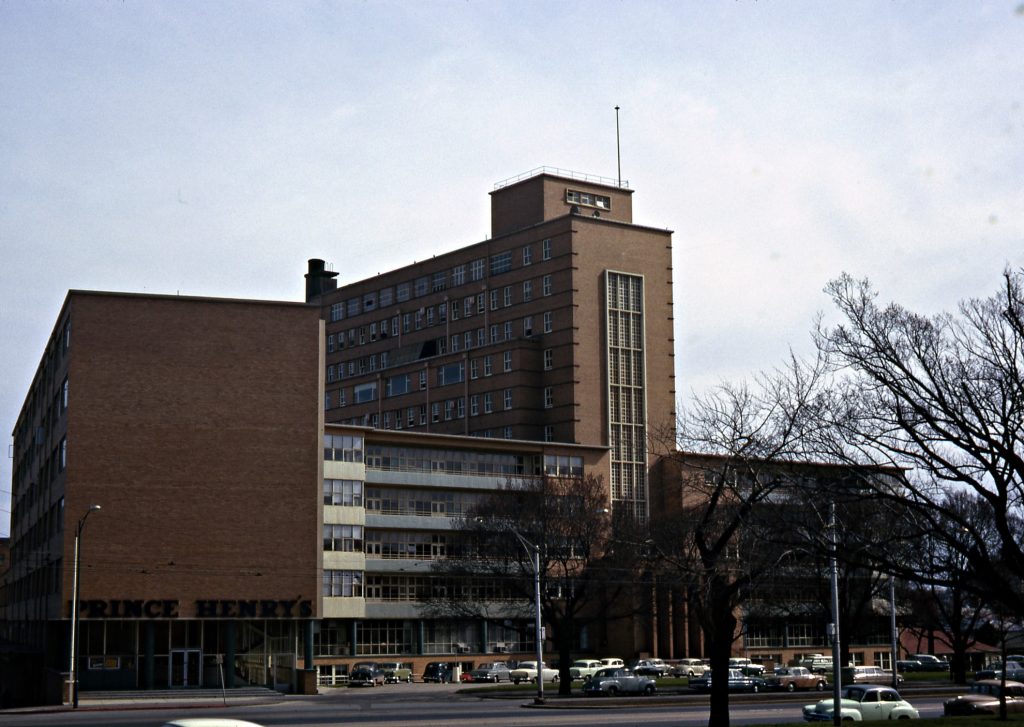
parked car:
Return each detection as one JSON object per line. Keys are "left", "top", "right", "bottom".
{"left": 509, "top": 660, "right": 559, "bottom": 684}
{"left": 690, "top": 668, "right": 765, "bottom": 692}
{"left": 897, "top": 659, "right": 924, "bottom": 672}
{"left": 582, "top": 667, "right": 657, "bottom": 696}
{"left": 910, "top": 653, "right": 949, "bottom": 671}
{"left": 599, "top": 657, "right": 625, "bottom": 668}
{"left": 630, "top": 658, "right": 668, "bottom": 677}
{"left": 162, "top": 721, "right": 265, "bottom": 727}
{"left": 803, "top": 684, "right": 919, "bottom": 721}
{"left": 469, "top": 661, "right": 511, "bottom": 682}
{"left": 799, "top": 654, "right": 834, "bottom": 674}
{"left": 671, "top": 658, "right": 708, "bottom": 678}
{"left": 569, "top": 659, "right": 605, "bottom": 682}
{"left": 348, "top": 661, "right": 385, "bottom": 687}
{"left": 944, "top": 679, "right": 1024, "bottom": 716}
{"left": 766, "top": 666, "right": 827, "bottom": 692}
{"left": 379, "top": 661, "right": 413, "bottom": 683}
{"left": 729, "top": 657, "right": 766, "bottom": 676}
{"left": 976, "top": 661, "right": 1024, "bottom": 681}
{"left": 842, "top": 665, "right": 904, "bottom": 685}
{"left": 422, "top": 661, "right": 454, "bottom": 683}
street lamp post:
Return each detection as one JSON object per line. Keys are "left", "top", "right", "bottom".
{"left": 511, "top": 530, "right": 544, "bottom": 705}
{"left": 68, "top": 504, "right": 101, "bottom": 708}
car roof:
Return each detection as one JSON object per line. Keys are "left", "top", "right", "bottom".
{"left": 162, "top": 720, "right": 266, "bottom": 727}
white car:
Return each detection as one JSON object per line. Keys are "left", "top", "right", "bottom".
{"left": 672, "top": 658, "right": 708, "bottom": 677}
{"left": 509, "top": 660, "right": 559, "bottom": 684}
{"left": 803, "top": 684, "right": 919, "bottom": 721}
{"left": 599, "top": 657, "right": 625, "bottom": 668}
{"left": 569, "top": 659, "right": 604, "bottom": 681}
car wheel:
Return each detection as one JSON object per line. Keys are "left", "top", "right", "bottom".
{"left": 584, "top": 674, "right": 592, "bottom": 682}
{"left": 513, "top": 678, "right": 520, "bottom": 685}
{"left": 607, "top": 686, "right": 618, "bottom": 696}
{"left": 816, "top": 681, "right": 826, "bottom": 691}
{"left": 751, "top": 684, "right": 759, "bottom": 693}
{"left": 787, "top": 682, "right": 796, "bottom": 692}
{"left": 643, "top": 684, "right": 655, "bottom": 696}
{"left": 553, "top": 674, "right": 559, "bottom": 682}
{"left": 688, "top": 670, "right": 695, "bottom": 678}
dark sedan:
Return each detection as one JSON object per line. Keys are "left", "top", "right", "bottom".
{"left": 348, "top": 661, "right": 385, "bottom": 687}
{"left": 689, "top": 668, "right": 765, "bottom": 693}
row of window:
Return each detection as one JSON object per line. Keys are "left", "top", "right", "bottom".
{"left": 323, "top": 434, "right": 365, "bottom": 463}
{"left": 326, "top": 279, "right": 555, "bottom": 359}
{"left": 566, "top": 188, "right": 611, "bottom": 210}
{"left": 325, "top": 311, "right": 555, "bottom": 383}
{"left": 328, "top": 240, "right": 554, "bottom": 323}
{"left": 326, "top": 385, "right": 556, "bottom": 421}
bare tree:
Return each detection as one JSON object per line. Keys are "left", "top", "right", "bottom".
{"left": 421, "top": 473, "right": 637, "bottom": 695}
{"left": 817, "top": 270, "right": 1024, "bottom": 616}
{"left": 651, "top": 354, "right": 835, "bottom": 727}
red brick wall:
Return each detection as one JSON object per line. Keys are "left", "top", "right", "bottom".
{"left": 64, "top": 293, "right": 323, "bottom": 618}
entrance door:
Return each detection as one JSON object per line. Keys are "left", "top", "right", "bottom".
{"left": 170, "top": 649, "right": 202, "bottom": 687}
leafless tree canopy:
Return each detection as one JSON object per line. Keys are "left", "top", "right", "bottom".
{"left": 818, "top": 270, "right": 1024, "bottom": 613}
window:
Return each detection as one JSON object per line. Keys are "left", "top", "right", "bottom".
{"left": 323, "top": 524, "right": 363, "bottom": 552}
{"left": 503, "top": 350, "right": 512, "bottom": 372}
{"left": 451, "top": 299, "right": 461, "bottom": 320}
{"left": 464, "top": 295, "right": 474, "bottom": 317}
{"left": 483, "top": 355, "right": 492, "bottom": 376}
{"left": 543, "top": 348, "right": 553, "bottom": 370}
{"left": 451, "top": 334, "right": 460, "bottom": 352}
{"left": 419, "top": 404, "right": 427, "bottom": 425}
{"left": 503, "top": 426, "right": 513, "bottom": 439}
{"left": 437, "top": 362, "right": 464, "bottom": 386}
{"left": 503, "top": 286, "right": 512, "bottom": 307}
{"left": 323, "top": 570, "right": 363, "bottom": 597}
{"left": 415, "top": 310, "right": 423, "bottom": 329}
{"left": 524, "top": 316, "right": 533, "bottom": 336}
{"left": 522, "top": 245, "right": 532, "bottom": 266}
{"left": 543, "top": 311, "right": 553, "bottom": 333}
{"left": 347, "top": 297, "right": 361, "bottom": 317}
{"left": 403, "top": 313, "right": 411, "bottom": 333}
{"left": 323, "top": 479, "right": 364, "bottom": 506}
{"left": 419, "top": 370, "right": 427, "bottom": 390}
{"left": 431, "top": 403, "right": 440, "bottom": 423}
{"left": 456, "top": 397, "right": 465, "bottom": 418}
{"left": 476, "top": 293, "right": 485, "bottom": 314}
{"left": 330, "top": 303, "right": 343, "bottom": 322}
{"left": 380, "top": 287, "right": 394, "bottom": 307}
{"left": 470, "top": 258, "right": 485, "bottom": 281}
{"left": 339, "top": 388, "right": 346, "bottom": 407}
{"left": 543, "top": 275, "right": 552, "bottom": 296}
{"left": 543, "top": 425, "right": 554, "bottom": 442}
{"left": 354, "top": 382, "right": 378, "bottom": 403}
{"left": 370, "top": 322, "right": 377, "bottom": 341}
{"left": 363, "top": 291, "right": 377, "bottom": 311}
{"left": 452, "top": 264, "right": 466, "bottom": 286}
{"left": 438, "top": 301, "right": 447, "bottom": 322}
{"left": 470, "top": 359, "right": 479, "bottom": 379}
{"left": 426, "top": 307, "right": 435, "bottom": 326}
{"left": 444, "top": 400, "right": 454, "bottom": 420}
{"left": 523, "top": 279, "right": 532, "bottom": 302}
{"left": 503, "top": 321, "right": 512, "bottom": 341}
{"left": 59, "top": 437, "right": 67, "bottom": 471}
{"left": 432, "top": 271, "right": 447, "bottom": 292}
{"left": 470, "top": 395, "right": 479, "bottom": 416}
{"left": 542, "top": 238, "right": 552, "bottom": 260}
{"left": 386, "top": 375, "right": 411, "bottom": 397}
{"left": 415, "top": 276, "right": 429, "bottom": 297}
{"left": 503, "top": 388, "right": 513, "bottom": 410}
{"left": 490, "top": 289, "right": 499, "bottom": 311}
{"left": 490, "top": 324, "right": 499, "bottom": 344}
{"left": 484, "top": 392, "right": 493, "bottom": 413}
{"left": 396, "top": 282, "right": 411, "bottom": 302}
{"left": 543, "top": 386, "right": 553, "bottom": 409}
{"left": 476, "top": 327, "right": 485, "bottom": 347}
{"left": 489, "top": 250, "right": 512, "bottom": 275}
{"left": 464, "top": 331, "right": 473, "bottom": 350}
{"left": 407, "top": 407, "right": 416, "bottom": 427}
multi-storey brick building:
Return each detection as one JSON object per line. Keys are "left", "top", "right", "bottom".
{"left": 307, "top": 167, "right": 675, "bottom": 521}
{"left": 3, "top": 168, "right": 676, "bottom": 702}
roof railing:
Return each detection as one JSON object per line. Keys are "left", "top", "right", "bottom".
{"left": 493, "top": 166, "right": 629, "bottom": 190}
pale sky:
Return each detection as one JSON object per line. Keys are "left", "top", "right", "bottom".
{"left": 2, "top": 1, "right": 1022, "bottom": 537}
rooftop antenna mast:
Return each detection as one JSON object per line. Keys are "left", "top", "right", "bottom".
{"left": 615, "top": 105, "right": 622, "bottom": 187}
